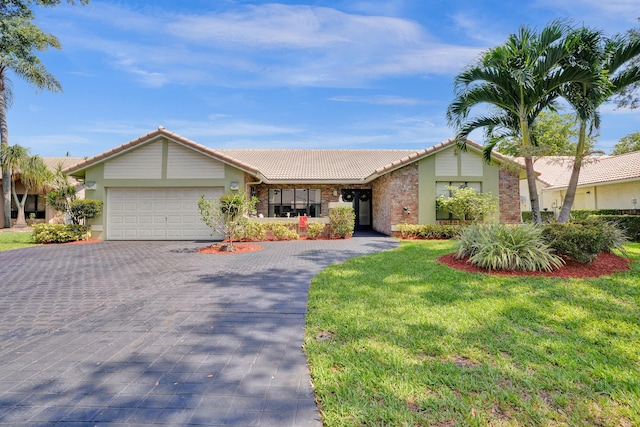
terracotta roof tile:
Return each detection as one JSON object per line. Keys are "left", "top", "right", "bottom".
{"left": 518, "top": 151, "right": 640, "bottom": 189}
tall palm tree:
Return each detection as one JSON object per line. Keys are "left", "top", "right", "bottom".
{"left": 1, "top": 144, "right": 52, "bottom": 227}
{"left": 447, "top": 21, "right": 594, "bottom": 224}
{"left": 557, "top": 30, "right": 640, "bottom": 222}
{"left": 1, "top": 15, "right": 62, "bottom": 227}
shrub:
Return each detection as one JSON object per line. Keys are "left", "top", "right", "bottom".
{"left": 457, "top": 223, "right": 564, "bottom": 272}
{"left": 241, "top": 222, "right": 268, "bottom": 241}
{"left": 270, "top": 223, "right": 299, "bottom": 240}
{"left": 436, "top": 186, "right": 496, "bottom": 223}
{"left": 396, "top": 223, "right": 464, "bottom": 239}
{"left": 329, "top": 206, "right": 355, "bottom": 238}
{"left": 32, "top": 223, "right": 88, "bottom": 244}
{"left": 307, "top": 222, "right": 326, "bottom": 239}
{"left": 69, "top": 199, "right": 103, "bottom": 224}
{"left": 522, "top": 210, "right": 555, "bottom": 223}
{"left": 596, "top": 215, "right": 640, "bottom": 242}
{"left": 541, "top": 218, "right": 627, "bottom": 263}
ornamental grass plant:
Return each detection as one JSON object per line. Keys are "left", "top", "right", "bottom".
{"left": 457, "top": 223, "right": 564, "bottom": 272}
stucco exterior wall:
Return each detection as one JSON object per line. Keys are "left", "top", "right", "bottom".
{"left": 76, "top": 137, "right": 245, "bottom": 239}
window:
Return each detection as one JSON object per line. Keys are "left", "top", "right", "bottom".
{"left": 436, "top": 181, "right": 482, "bottom": 220}
{"left": 268, "top": 189, "right": 321, "bottom": 217}
{"left": 11, "top": 195, "right": 46, "bottom": 219}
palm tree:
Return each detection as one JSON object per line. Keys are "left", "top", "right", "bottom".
{"left": 557, "top": 29, "right": 640, "bottom": 222}
{"left": 1, "top": 144, "right": 52, "bottom": 227}
{"left": 447, "top": 21, "right": 594, "bottom": 224}
{"left": 1, "top": 14, "right": 62, "bottom": 227}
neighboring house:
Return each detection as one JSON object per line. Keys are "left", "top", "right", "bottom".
{"left": 0, "top": 156, "right": 84, "bottom": 226}
{"left": 63, "top": 127, "right": 524, "bottom": 241}
{"left": 519, "top": 151, "right": 640, "bottom": 216}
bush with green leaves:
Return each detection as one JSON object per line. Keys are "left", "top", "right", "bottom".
{"left": 269, "top": 223, "right": 299, "bottom": 240}
{"left": 592, "top": 215, "right": 640, "bottom": 242}
{"left": 436, "top": 186, "right": 496, "bottom": 223}
{"left": 32, "top": 223, "right": 87, "bottom": 244}
{"left": 329, "top": 206, "right": 355, "bottom": 238}
{"left": 396, "top": 223, "right": 464, "bottom": 239}
{"left": 306, "top": 222, "right": 326, "bottom": 239}
{"left": 522, "top": 210, "right": 555, "bottom": 223}
{"left": 541, "top": 218, "right": 627, "bottom": 263}
{"left": 240, "top": 222, "right": 268, "bottom": 241}
{"left": 457, "top": 223, "right": 564, "bottom": 272}
{"left": 69, "top": 199, "right": 103, "bottom": 224}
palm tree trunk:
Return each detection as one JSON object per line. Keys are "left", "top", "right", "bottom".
{"left": 12, "top": 185, "right": 28, "bottom": 228}
{"left": 0, "top": 68, "right": 11, "bottom": 229}
{"left": 524, "top": 155, "right": 542, "bottom": 224}
{"left": 557, "top": 120, "right": 588, "bottom": 223}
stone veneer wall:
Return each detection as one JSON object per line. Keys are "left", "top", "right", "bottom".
{"left": 372, "top": 164, "right": 419, "bottom": 235}
{"left": 498, "top": 169, "right": 522, "bottom": 223}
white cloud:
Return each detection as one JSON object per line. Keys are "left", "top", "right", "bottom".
{"left": 42, "top": 3, "right": 481, "bottom": 88}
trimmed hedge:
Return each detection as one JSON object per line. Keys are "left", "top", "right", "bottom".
{"left": 521, "top": 211, "right": 555, "bottom": 223}
{"left": 32, "top": 223, "right": 88, "bottom": 244}
{"left": 595, "top": 215, "right": 640, "bottom": 242}
{"left": 396, "top": 223, "right": 464, "bottom": 239}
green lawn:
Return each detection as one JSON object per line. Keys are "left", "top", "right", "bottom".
{"left": 0, "top": 231, "right": 38, "bottom": 252}
{"left": 305, "top": 240, "right": 640, "bottom": 427}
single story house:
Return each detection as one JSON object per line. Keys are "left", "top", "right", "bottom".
{"left": 64, "top": 127, "right": 524, "bottom": 240}
{"left": 0, "top": 157, "right": 84, "bottom": 226}
{"left": 519, "top": 151, "right": 640, "bottom": 216}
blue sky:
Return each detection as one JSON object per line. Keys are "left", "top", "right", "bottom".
{"left": 7, "top": 0, "right": 640, "bottom": 158}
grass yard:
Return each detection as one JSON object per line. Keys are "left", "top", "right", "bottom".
{"left": 305, "top": 240, "right": 640, "bottom": 426}
{"left": 0, "top": 231, "right": 37, "bottom": 252}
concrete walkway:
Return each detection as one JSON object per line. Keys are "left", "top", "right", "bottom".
{"left": 0, "top": 234, "right": 398, "bottom": 426}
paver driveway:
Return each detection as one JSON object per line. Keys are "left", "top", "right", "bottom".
{"left": 0, "top": 235, "right": 398, "bottom": 426}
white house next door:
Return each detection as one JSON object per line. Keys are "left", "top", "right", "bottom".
{"left": 106, "top": 188, "right": 224, "bottom": 240}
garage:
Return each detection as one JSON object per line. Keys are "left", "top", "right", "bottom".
{"left": 106, "top": 188, "right": 223, "bottom": 240}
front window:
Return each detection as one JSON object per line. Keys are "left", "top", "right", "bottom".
{"left": 11, "top": 195, "right": 46, "bottom": 219}
{"left": 436, "top": 181, "right": 482, "bottom": 220}
{"left": 268, "top": 189, "right": 321, "bottom": 217}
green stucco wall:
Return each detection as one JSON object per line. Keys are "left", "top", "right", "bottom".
{"left": 73, "top": 138, "right": 247, "bottom": 239}
{"left": 418, "top": 146, "right": 500, "bottom": 224}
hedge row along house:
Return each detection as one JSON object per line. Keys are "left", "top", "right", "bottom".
{"left": 60, "top": 127, "right": 523, "bottom": 241}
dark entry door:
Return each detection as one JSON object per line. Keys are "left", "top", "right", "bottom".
{"left": 341, "top": 189, "right": 372, "bottom": 231}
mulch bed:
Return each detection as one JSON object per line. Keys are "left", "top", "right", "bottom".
{"left": 438, "top": 252, "right": 632, "bottom": 278}
{"left": 198, "top": 243, "right": 264, "bottom": 254}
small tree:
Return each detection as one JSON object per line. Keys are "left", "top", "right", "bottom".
{"left": 436, "top": 186, "right": 496, "bottom": 223}
{"left": 46, "top": 163, "right": 77, "bottom": 223}
{"left": 197, "top": 190, "right": 258, "bottom": 251}
{"left": 69, "top": 199, "right": 102, "bottom": 239}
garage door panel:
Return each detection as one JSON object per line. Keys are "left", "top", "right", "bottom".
{"left": 107, "top": 187, "right": 223, "bottom": 240}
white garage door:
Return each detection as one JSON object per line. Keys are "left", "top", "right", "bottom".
{"left": 107, "top": 188, "right": 224, "bottom": 240}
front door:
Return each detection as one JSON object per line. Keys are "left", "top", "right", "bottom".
{"left": 341, "top": 189, "right": 372, "bottom": 231}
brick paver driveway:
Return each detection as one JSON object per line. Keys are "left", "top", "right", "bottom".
{"left": 0, "top": 235, "right": 398, "bottom": 426}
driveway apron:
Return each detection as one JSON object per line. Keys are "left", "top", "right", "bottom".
{"left": 0, "top": 235, "right": 398, "bottom": 426}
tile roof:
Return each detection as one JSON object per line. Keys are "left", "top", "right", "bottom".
{"left": 518, "top": 151, "right": 640, "bottom": 189}
{"left": 42, "top": 157, "right": 86, "bottom": 172}
{"left": 63, "top": 127, "right": 522, "bottom": 183}
{"left": 217, "top": 149, "right": 418, "bottom": 181}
